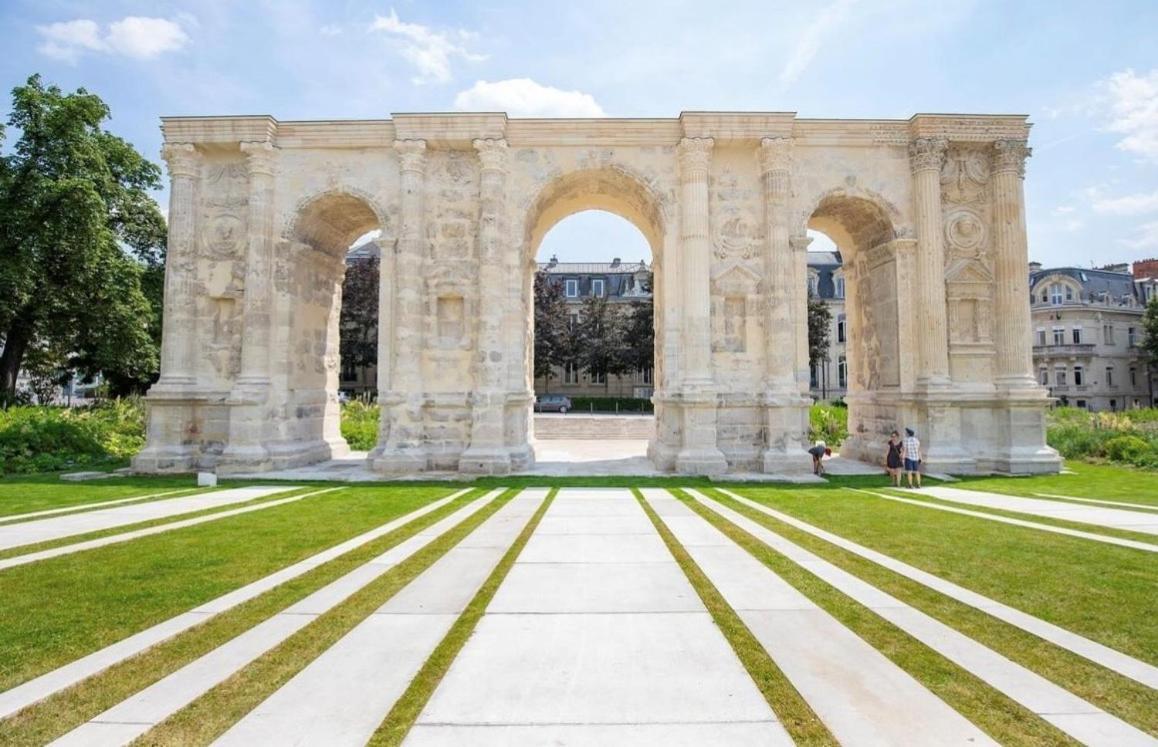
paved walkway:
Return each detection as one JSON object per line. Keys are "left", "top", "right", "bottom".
{"left": 719, "top": 488, "right": 1158, "bottom": 688}
{"left": 0, "top": 486, "right": 292, "bottom": 551}
{"left": 915, "top": 486, "right": 1158, "bottom": 534}
{"left": 406, "top": 488, "right": 791, "bottom": 746}
{"left": 0, "top": 488, "right": 471, "bottom": 720}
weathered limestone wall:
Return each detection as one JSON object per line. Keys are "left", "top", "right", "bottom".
{"left": 134, "top": 112, "right": 1060, "bottom": 477}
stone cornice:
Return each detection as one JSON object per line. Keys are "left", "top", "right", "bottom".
{"left": 680, "top": 111, "right": 795, "bottom": 141}
{"left": 161, "top": 115, "right": 278, "bottom": 146}
{"left": 392, "top": 113, "right": 507, "bottom": 147}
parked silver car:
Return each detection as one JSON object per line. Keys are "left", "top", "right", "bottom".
{"left": 534, "top": 394, "right": 572, "bottom": 413}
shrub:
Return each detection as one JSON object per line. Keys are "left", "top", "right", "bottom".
{"left": 565, "top": 397, "right": 653, "bottom": 414}
{"left": 810, "top": 403, "right": 848, "bottom": 447}
{"left": 1103, "top": 435, "right": 1152, "bottom": 465}
{"left": 340, "top": 400, "right": 380, "bottom": 450}
{"left": 1045, "top": 406, "right": 1158, "bottom": 469}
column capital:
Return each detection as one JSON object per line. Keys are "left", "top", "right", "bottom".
{"left": 788, "top": 234, "right": 813, "bottom": 252}
{"left": 161, "top": 142, "right": 201, "bottom": 179}
{"left": 473, "top": 138, "right": 508, "bottom": 173}
{"left": 757, "top": 137, "right": 793, "bottom": 175}
{"left": 677, "top": 137, "right": 714, "bottom": 179}
{"left": 908, "top": 137, "right": 948, "bottom": 174}
{"left": 992, "top": 139, "right": 1032, "bottom": 178}
{"left": 240, "top": 140, "right": 278, "bottom": 177}
{"left": 394, "top": 139, "right": 427, "bottom": 173}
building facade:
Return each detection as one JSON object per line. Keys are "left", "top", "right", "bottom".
{"left": 134, "top": 111, "right": 1058, "bottom": 476}
{"left": 534, "top": 257, "right": 653, "bottom": 399}
{"left": 806, "top": 250, "right": 848, "bottom": 401}
{"left": 1030, "top": 261, "right": 1156, "bottom": 411}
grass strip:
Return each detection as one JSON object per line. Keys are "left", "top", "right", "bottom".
{"left": 0, "top": 488, "right": 481, "bottom": 746}
{"left": 710, "top": 489, "right": 1158, "bottom": 735}
{"left": 0, "top": 475, "right": 206, "bottom": 516}
{"left": 634, "top": 488, "right": 837, "bottom": 746}
{"left": 0, "top": 487, "right": 208, "bottom": 525}
{"left": 133, "top": 488, "right": 522, "bottom": 745}
{"left": 678, "top": 490, "right": 1078, "bottom": 747}
{"left": 368, "top": 489, "right": 556, "bottom": 746}
{"left": 955, "top": 463, "right": 1158, "bottom": 507}
{"left": 0, "top": 485, "right": 321, "bottom": 561}
{"left": 876, "top": 489, "right": 1158, "bottom": 546}
{"left": 0, "top": 487, "right": 454, "bottom": 691}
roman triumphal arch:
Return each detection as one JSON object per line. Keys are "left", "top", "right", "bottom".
{"left": 133, "top": 112, "right": 1060, "bottom": 477}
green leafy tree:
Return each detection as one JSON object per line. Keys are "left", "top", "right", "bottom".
{"left": 1143, "top": 296, "right": 1158, "bottom": 403}
{"left": 533, "top": 272, "right": 569, "bottom": 391}
{"left": 339, "top": 253, "right": 380, "bottom": 374}
{"left": 0, "top": 75, "right": 166, "bottom": 401}
{"left": 807, "top": 290, "right": 833, "bottom": 398}
{"left": 575, "top": 295, "right": 631, "bottom": 393}
{"left": 622, "top": 299, "right": 654, "bottom": 376}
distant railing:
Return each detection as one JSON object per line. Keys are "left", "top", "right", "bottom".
{"left": 1032, "top": 343, "right": 1096, "bottom": 356}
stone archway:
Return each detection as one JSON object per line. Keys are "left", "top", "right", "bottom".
{"left": 136, "top": 113, "right": 1059, "bottom": 476}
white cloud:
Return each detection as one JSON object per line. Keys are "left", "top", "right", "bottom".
{"left": 1091, "top": 190, "right": 1158, "bottom": 216}
{"left": 1101, "top": 69, "right": 1158, "bottom": 163}
{"left": 368, "top": 9, "right": 485, "bottom": 84}
{"left": 1119, "top": 221, "right": 1158, "bottom": 250}
{"left": 779, "top": 0, "right": 858, "bottom": 86}
{"left": 36, "top": 16, "right": 188, "bottom": 61}
{"left": 454, "top": 79, "right": 606, "bottom": 118}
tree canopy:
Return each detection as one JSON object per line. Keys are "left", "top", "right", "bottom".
{"left": 0, "top": 74, "right": 167, "bottom": 401}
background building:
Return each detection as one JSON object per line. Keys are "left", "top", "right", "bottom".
{"left": 1029, "top": 260, "right": 1156, "bottom": 411}
{"left": 534, "top": 257, "right": 653, "bottom": 399}
{"left": 806, "top": 251, "right": 848, "bottom": 401}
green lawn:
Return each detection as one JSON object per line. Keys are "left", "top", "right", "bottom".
{"left": 955, "top": 462, "right": 1158, "bottom": 507}
{"left": 0, "top": 485, "right": 456, "bottom": 693}
{"left": 0, "top": 474, "right": 207, "bottom": 517}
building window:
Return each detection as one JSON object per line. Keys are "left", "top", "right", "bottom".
{"left": 590, "top": 369, "right": 606, "bottom": 385}
{"left": 1076, "top": 399, "right": 1087, "bottom": 409}
{"left": 1103, "top": 324, "right": 1115, "bottom": 344}
{"left": 1110, "top": 399, "right": 1117, "bottom": 412}
{"left": 1036, "top": 328, "right": 1046, "bottom": 346}
{"left": 1128, "top": 327, "right": 1137, "bottom": 346}
{"left": 1052, "top": 327, "right": 1065, "bottom": 346}
{"left": 1049, "top": 283, "right": 1064, "bottom": 305}
{"left": 1071, "top": 327, "right": 1082, "bottom": 344}
{"left": 1055, "top": 367, "right": 1067, "bottom": 386}
{"left": 837, "top": 315, "right": 847, "bottom": 343}
{"left": 834, "top": 277, "right": 845, "bottom": 299}
{"left": 1039, "top": 368, "right": 1048, "bottom": 386}
{"left": 591, "top": 278, "right": 605, "bottom": 298}
{"left": 838, "top": 356, "right": 847, "bottom": 388}
{"left": 810, "top": 363, "right": 819, "bottom": 388}
{"left": 1130, "top": 367, "right": 1137, "bottom": 387}
{"left": 638, "top": 367, "right": 653, "bottom": 385}
{"left": 565, "top": 279, "right": 578, "bottom": 298}
{"left": 807, "top": 272, "right": 819, "bottom": 296}
{"left": 563, "top": 362, "right": 579, "bottom": 384}
{"left": 1106, "top": 366, "right": 1114, "bottom": 387}
{"left": 1073, "top": 366, "right": 1083, "bottom": 386}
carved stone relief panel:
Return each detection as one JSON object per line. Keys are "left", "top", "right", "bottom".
{"left": 940, "top": 145, "right": 993, "bottom": 269}
{"left": 426, "top": 149, "right": 479, "bottom": 261}
{"left": 198, "top": 158, "right": 249, "bottom": 383}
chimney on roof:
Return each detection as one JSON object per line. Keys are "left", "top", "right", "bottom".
{"left": 1028, "top": 261, "right": 1042, "bottom": 274}
{"left": 548, "top": 254, "right": 558, "bottom": 268}
{"left": 1133, "top": 258, "right": 1158, "bottom": 279}
{"left": 611, "top": 257, "right": 620, "bottom": 268}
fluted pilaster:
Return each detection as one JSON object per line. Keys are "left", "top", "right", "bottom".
{"left": 677, "top": 137, "right": 714, "bottom": 386}
{"left": 235, "top": 140, "right": 278, "bottom": 390}
{"left": 157, "top": 143, "right": 201, "bottom": 387}
{"left": 758, "top": 137, "right": 795, "bottom": 392}
{"left": 908, "top": 137, "right": 951, "bottom": 386}
{"left": 991, "top": 139, "right": 1036, "bottom": 387}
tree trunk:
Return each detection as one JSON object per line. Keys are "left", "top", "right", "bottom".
{"left": 0, "top": 316, "right": 33, "bottom": 401}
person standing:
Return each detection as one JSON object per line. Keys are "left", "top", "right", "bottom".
{"left": 901, "top": 428, "right": 922, "bottom": 488}
{"left": 885, "top": 431, "right": 903, "bottom": 486}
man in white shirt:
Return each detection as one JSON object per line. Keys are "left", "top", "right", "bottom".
{"left": 901, "top": 427, "right": 922, "bottom": 488}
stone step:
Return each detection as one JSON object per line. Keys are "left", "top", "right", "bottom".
{"left": 532, "top": 415, "right": 654, "bottom": 440}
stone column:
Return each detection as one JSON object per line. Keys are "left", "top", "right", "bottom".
{"left": 991, "top": 139, "right": 1037, "bottom": 389}
{"left": 155, "top": 143, "right": 201, "bottom": 389}
{"left": 220, "top": 141, "right": 279, "bottom": 471}
{"left": 758, "top": 138, "right": 811, "bottom": 472}
{"left": 675, "top": 137, "right": 727, "bottom": 474}
{"left": 459, "top": 138, "right": 513, "bottom": 474}
{"left": 908, "top": 137, "right": 952, "bottom": 388}
{"left": 790, "top": 234, "right": 812, "bottom": 395}
{"left": 372, "top": 139, "right": 428, "bottom": 474}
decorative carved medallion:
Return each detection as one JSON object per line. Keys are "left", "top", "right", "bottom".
{"left": 714, "top": 212, "right": 759, "bottom": 260}
{"left": 944, "top": 208, "right": 987, "bottom": 259}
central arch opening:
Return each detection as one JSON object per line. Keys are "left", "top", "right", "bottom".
{"left": 523, "top": 169, "right": 665, "bottom": 471}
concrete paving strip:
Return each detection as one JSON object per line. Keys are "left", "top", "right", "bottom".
{"left": 406, "top": 488, "right": 792, "bottom": 747}
{"left": 49, "top": 488, "right": 512, "bottom": 747}
{"left": 642, "top": 489, "right": 995, "bottom": 746}
{"left": 718, "top": 488, "right": 1158, "bottom": 689}
{"left": 1031, "top": 492, "right": 1158, "bottom": 513}
{"left": 0, "top": 486, "right": 297, "bottom": 551}
{"left": 0, "top": 487, "right": 339, "bottom": 572}
{"left": 913, "top": 486, "right": 1158, "bottom": 534}
{"left": 0, "top": 489, "right": 199, "bottom": 524}
{"left": 852, "top": 488, "right": 1158, "bottom": 553}
{"left": 688, "top": 489, "right": 1155, "bottom": 746}
{"left": 210, "top": 489, "right": 547, "bottom": 747}
{"left": 0, "top": 487, "right": 472, "bottom": 720}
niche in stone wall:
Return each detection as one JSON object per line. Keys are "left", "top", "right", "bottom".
{"left": 711, "top": 263, "right": 761, "bottom": 354}
{"left": 437, "top": 295, "right": 466, "bottom": 347}
{"left": 945, "top": 258, "right": 995, "bottom": 383}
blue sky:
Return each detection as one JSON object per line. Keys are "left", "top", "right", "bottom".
{"left": 2, "top": 0, "right": 1156, "bottom": 268}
